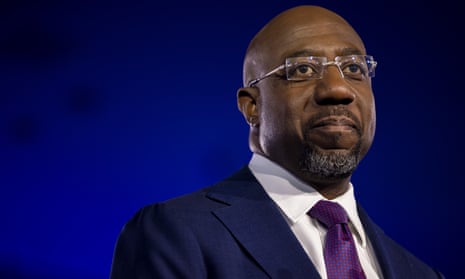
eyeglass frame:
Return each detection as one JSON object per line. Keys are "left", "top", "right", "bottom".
{"left": 247, "top": 55, "right": 377, "bottom": 87}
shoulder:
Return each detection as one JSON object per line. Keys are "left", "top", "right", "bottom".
{"left": 358, "top": 205, "right": 444, "bottom": 278}
{"left": 122, "top": 165, "right": 257, "bottom": 234}
{"left": 379, "top": 233, "right": 444, "bottom": 278}
{"left": 111, "top": 188, "right": 218, "bottom": 279}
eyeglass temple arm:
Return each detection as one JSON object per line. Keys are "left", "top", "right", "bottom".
{"left": 248, "top": 65, "right": 285, "bottom": 87}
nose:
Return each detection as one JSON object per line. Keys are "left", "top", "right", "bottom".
{"left": 313, "top": 66, "right": 355, "bottom": 106}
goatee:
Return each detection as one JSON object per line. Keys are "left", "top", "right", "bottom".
{"left": 299, "top": 141, "right": 362, "bottom": 179}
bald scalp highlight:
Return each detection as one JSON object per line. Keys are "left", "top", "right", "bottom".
{"left": 242, "top": 5, "right": 364, "bottom": 87}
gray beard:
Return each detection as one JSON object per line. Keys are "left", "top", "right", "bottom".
{"left": 299, "top": 142, "right": 361, "bottom": 180}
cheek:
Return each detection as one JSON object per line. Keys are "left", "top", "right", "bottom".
{"left": 361, "top": 97, "right": 376, "bottom": 154}
{"left": 366, "top": 95, "right": 376, "bottom": 138}
{"left": 261, "top": 90, "right": 305, "bottom": 127}
{"left": 369, "top": 105, "right": 376, "bottom": 139}
{"left": 259, "top": 97, "right": 288, "bottom": 138}
{"left": 258, "top": 88, "right": 305, "bottom": 144}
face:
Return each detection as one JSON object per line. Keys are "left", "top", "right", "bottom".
{"left": 240, "top": 7, "right": 376, "bottom": 186}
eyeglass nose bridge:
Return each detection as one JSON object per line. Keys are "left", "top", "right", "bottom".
{"left": 321, "top": 60, "right": 344, "bottom": 79}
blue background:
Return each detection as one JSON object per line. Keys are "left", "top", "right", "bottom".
{"left": 1, "top": 0, "right": 463, "bottom": 278}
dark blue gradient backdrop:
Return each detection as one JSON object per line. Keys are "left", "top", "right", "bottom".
{"left": 1, "top": 1, "right": 463, "bottom": 278}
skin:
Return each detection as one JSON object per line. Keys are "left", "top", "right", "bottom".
{"left": 237, "top": 6, "right": 376, "bottom": 199}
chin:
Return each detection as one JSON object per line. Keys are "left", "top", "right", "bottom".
{"left": 298, "top": 142, "right": 361, "bottom": 179}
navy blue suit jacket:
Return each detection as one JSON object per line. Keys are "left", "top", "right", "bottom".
{"left": 110, "top": 167, "right": 443, "bottom": 278}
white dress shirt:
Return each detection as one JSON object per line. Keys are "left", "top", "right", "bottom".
{"left": 249, "top": 153, "right": 383, "bottom": 279}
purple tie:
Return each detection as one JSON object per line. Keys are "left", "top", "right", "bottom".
{"left": 308, "top": 200, "right": 366, "bottom": 279}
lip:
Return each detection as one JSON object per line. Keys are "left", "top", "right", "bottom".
{"left": 311, "top": 116, "right": 358, "bottom": 130}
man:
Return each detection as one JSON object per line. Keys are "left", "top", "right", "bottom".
{"left": 110, "top": 5, "right": 443, "bottom": 279}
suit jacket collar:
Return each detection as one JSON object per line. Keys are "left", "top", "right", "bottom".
{"left": 206, "top": 166, "right": 322, "bottom": 278}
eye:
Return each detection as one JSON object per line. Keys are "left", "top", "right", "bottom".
{"left": 346, "top": 64, "right": 362, "bottom": 73}
{"left": 341, "top": 62, "right": 366, "bottom": 79}
{"left": 287, "top": 62, "right": 320, "bottom": 80}
{"left": 296, "top": 64, "right": 312, "bottom": 74}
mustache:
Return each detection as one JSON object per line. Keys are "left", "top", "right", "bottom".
{"left": 306, "top": 107, "right": 362, "bottom": 134}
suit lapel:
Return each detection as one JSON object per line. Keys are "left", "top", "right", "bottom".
{"left": 358, "top": 205, "right": 411, "bottom": 279}
{"left": 207, "top": 167, "right": 321, "bottom": 279}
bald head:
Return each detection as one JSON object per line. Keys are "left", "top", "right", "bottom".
{"left": 243, "top": 5, "right": 365, "bottom": 86}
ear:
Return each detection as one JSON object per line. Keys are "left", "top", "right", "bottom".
{"left": 237, "top": 87, "right": 259, "bottom": 127}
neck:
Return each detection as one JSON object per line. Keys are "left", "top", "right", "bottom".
{"left": 313, "top": 179, "right": 351, "bottom": 200}
{"left": 297, "top": 172, "right": 352, "bottom": 200}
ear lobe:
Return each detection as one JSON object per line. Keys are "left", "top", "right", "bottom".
{"left": 237, "top": 87, "right": 259, "bottom": 127}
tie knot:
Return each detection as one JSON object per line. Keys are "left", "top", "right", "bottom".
{"left": 308, "top": 200, "right": 348, "bottom": 228}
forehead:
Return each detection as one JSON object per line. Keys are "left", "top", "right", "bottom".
{"left": 280, "top": 23, "right": 365, "bottom": 57}
{"left": 254, "top": 12, "right": 366, "bottom": 67}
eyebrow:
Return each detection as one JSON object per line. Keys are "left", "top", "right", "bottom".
{"left": 286, "top": 47, "right": 363, "bottom": 58}
{"left": 340, "top": 48, "right": 363, "bottom": 56}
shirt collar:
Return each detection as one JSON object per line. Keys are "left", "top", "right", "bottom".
{"left": 248, "top": 153, "right": 367, "bottom": 247}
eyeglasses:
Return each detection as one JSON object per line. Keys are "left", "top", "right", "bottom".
{"left": 248, "top": 55, "right": 377, "bottom": 87}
